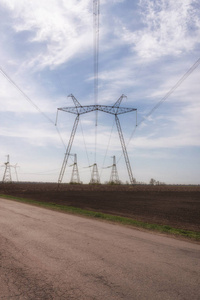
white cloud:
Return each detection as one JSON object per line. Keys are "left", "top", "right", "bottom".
{"left": 117, "top": 0, "right": 200, "bottom": 60}
{"left": 0, "top": 0, "right": 93, "bottom": 69}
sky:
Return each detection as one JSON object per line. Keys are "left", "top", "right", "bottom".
{"left": 0, "top": 0, "right": 200, "bottom": 185}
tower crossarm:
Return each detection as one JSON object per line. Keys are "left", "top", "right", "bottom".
{"left": 97, "top": 106, "right": 136, "bottom": 115}
{"left": 58, "top": 106, "right": 97, "bottom": 115}
{"left": 58, "top": 105, "right": 136, "bottom": 116}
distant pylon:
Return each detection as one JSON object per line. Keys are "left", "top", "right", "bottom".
{"left": 2, "top": 155, "right": 12, "bottom": 183}
{"left": 70, "top": 154, "right": 81, "bottom": 184}
{"left": 13, "top": 164, "right": 20, "bottom": 182}
{"left": 89, "top": 163, "right": 100, "bottom": 184}
{"left": 110, "top": 156, "right": 120, "bottom": 184}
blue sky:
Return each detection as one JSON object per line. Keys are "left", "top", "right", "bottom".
{"left": 0, "top": 0, "right": 200, "bottom": 184}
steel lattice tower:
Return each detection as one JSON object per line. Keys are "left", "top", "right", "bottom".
{"left": 2, "top": 155, "right": 12, "bottom": 183}
{"left": 89, "top": 163, "right": 100, "bottom": 184}
{"left": 109, "top": 156, "right": 120, "bottom": 184}
{"left": 70, "top": 154, "right": 81, "bottom": 184}
{"left": 13, "top": 164, "right": 20, "bottom": 182}
{"left": 56, "top": 94, "right": 137, "bottom": 186}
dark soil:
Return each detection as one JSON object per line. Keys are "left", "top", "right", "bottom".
{"left": 1, "top": 183, "right": 200, "bottom": 232}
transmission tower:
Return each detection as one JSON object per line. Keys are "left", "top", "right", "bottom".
{"left": 109, "top": 156, "right": 120, "bottom": 184}
{"left": 56, "top": 1, "right": 137, "bottom": 186}
{"left": 70, "top": 154, "right": 81, "bottom": 184}
{"left": 13, "top": 164, "right": 20, "bottom": 182}
{"left": 2, "top": 155, "right": 12, "bottom": 183}
{"left": 56, "top": 94, "right": 137, "bottom": 185}
{"left": 89, "top": 163, "right": 100, "bottom": 184}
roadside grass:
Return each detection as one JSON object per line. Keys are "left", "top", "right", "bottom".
{"left": 1, "top": 194, "right": 200, "bottom": 241}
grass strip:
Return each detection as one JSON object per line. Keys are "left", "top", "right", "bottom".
{"left": 1, "top": 194, "right": 200, "bottom": 241}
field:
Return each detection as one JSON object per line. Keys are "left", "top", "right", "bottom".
{"left": 1, "top": 182, "right": 200, "bottom": 233}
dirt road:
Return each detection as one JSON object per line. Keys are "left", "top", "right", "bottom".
{"left": 0, "top": 198, "right": 199, "bottom": 299}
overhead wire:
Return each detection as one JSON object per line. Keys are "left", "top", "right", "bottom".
{"left": 93, "top": 0, "right": 100, "bottom": 163}
{"left": 19, "top": 168, "right": 60, "bottom": 175}
{"left": 55, "top": 126, "right": 66, "bottom": 149}
{"left": 136, "top": 57, "right": 200, "bottom": 129}
{"left": 0, "top": 66, "right": 55, "bottom": 125}
{"left": 19, "top": 172, "right": 58, "bottom": 176}
{"left": 100, "top": 118, "right": 115, "bottom": 178}
{"left": 79, "top": 119, "right": 92, "bottom": 175}
{"left": 117, "top": 57, "right": 200, "bottom": 163}
{"left": 0, "top": 66, "right": 68, "bottom": 151}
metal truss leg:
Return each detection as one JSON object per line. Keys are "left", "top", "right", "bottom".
{"left": 58, "top": 115, "right": 80, "bottom": 187}
{"left": 110, "top": 156, "right": 119, "bottom": 183}
{"left": 70, "top": 154, "right": 80, "bottom": 184}
{"left": 115, "top": 115, "right": 135, "bottom": 184}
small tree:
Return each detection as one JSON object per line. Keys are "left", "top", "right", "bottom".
{"left": 149, "top": 178, "right": 156, "bottom": 185}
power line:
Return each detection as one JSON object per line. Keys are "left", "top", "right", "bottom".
{"left": 117, "top": 57, "right": 200, "bottom": 164}
{"left": 93, "top": 0, "right": 100, "bottom": 115}
{"left": 0, "top": 66, "right": 55, "bottom": 125}
{"left": 55, "top": 126, "right": 67, "bottom": 149}
{"left": 128, "top": 57, "right": 200, "bottom": 144}
{"left": 141, "top": 58, "right": 200, "bottom": 125}
{"left": 0, "top": 66, "right": 68, "bottom": 149}
{"left": 93, "top": 0, "right": 100, "bottom": 163}
{"left": 19, "top": 168, "right": 60, "bottom": 175}
{"left": 79, "top": 119, "right": 91, "bottom": 173}
{"left": 100, "top": 118, "right": 115, "bottom": 178}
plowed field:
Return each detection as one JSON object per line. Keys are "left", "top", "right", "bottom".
{"left": 1, "top": 183, "right": 200, "bottom": 232}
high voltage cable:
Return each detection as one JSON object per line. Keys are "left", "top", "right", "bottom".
{"left": 137, "top": 57, "right": 200, "bottom": 128}
{"left": 93, "top": 0, "right": 100, "bottom": 163}
{"left": 0, "top": 66, "right": 68, "bottom": 149}
{"left": 0, "top": 66, "right": 55, "bottom": 125}
{"left": 93, "top": 0, "right": 100, "bottom": 119}
{"left": 130, "top": 57, "right": 200, "bottom": 146}
{"left": 20, "top": 168, "right": 60, "bottom": 175}
{"left": 55, "top": 126, "right": 66, "bottom": 149}
{"left": 80, "top": 119, "right": 92, "bottom": 174}
{"left": 100, "top": 118, "right": 115, "bottom": 178}
{"left": 117, "top": 57, "right": 200, "bottom": 164}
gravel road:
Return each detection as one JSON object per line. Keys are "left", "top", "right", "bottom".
{"left": 0, "top": 198, "right": 199, "bottom": 299}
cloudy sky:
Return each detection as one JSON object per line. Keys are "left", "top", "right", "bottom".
{"left": 0, "top": 0, "right": 200, "bottom": 184}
